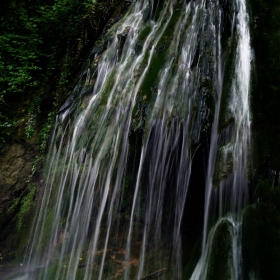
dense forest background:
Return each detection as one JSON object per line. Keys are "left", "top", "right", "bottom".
{"left": 0, "top": 0, "right": 280, "bottom": 278}
{"left": 0, "top": 0, "right": 123, "bottom": 146}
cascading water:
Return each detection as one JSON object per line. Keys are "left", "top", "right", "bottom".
{"left": 13, "top": 0, "right": 251, "bottom": 279}
{"left": 190, "top": 0, "right": 251, "bottom": 279}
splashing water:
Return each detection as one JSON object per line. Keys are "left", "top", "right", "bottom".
{"left": 13, "top": 0, "right": 251, "bottom": 279}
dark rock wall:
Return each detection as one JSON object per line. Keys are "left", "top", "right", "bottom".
{"left": 242, "top": 0, "right": 280, "bottom": 279}
{"left": 249, "top": 0, "right": 280, "bottom": 175}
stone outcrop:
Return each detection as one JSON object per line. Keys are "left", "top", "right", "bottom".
{"left": 0, "top": 143, "right": 34, "bottom": 206}
{"left": 0, "top": 142, "right": 37, "bottom": 257}
{"left": 0, "top": 143, "right": 35, "bottom": 212}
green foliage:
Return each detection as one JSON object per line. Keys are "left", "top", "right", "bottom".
{"left": 0, "top": 0, "right": 100, "bottom": 143}
{"left": 0, "top": 118, "right": 18, "bottom": 144}
{"left": 0, "top": 34, "right": 42, "bottom": 93}
{"left": 39, "top": 111, "right": 56, "bottom": 152}
{"left": 25, "top": 92, "right": 43, "bottom": 138}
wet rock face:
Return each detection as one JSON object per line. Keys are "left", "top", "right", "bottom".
{"left": 0, "top": 142, "right": 36, "bottom": 260}
{"left": 0, "top": 143, "right": 35, "bottom": 210}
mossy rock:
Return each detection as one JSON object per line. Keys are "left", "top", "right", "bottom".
{"left": 206, "top": 219, "right": 233, "bottom": 280}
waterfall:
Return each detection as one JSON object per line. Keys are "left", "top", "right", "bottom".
{"left": 190, "top": 0, "right": 251, "bottom": 279}
{"left": 14, "top": 0, "right": 251, "bottom": 279}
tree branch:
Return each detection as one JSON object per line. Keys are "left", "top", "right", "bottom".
{"left": 138, "top": 268, "right": 167, "bottom": 279}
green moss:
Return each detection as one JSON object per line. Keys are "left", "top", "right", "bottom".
{"left": 206, "top": 219, "right": 233, "bottom": 280}
{"left": 140, "top": 50, "right": 167, "bottom": 101}
{"left": 7, "top": 184, "right": 36, "bottom": 233}
{"left": 218, "top": 36, "right": 237, "bottom": 133}
{"left": 137, "top": 25, "right": 152, "bottom": 41}
{"left": 36, "top": 208, "right": 56, "bottom": 254}
{"left": 140, "top": 4, "right": 183, "bottom": 102}
{"left": 17, "top": 184, "right": 36, "bottom": 231}
{"left": 99, "top": 70, "right": 117, "bottom": 105}
{"left": 212, "top": 146, "right": 233, "bottom": 186}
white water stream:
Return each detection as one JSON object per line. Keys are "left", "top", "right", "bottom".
{"left": 12, "top": 0, "right": 251, "bottom": 279}
{"left": 191, "top": 0, "right": 251, "bottom": 279}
